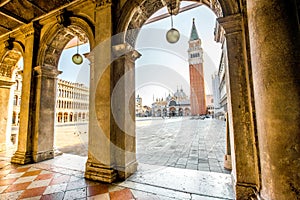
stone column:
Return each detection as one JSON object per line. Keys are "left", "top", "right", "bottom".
{"left": 217, "top": 14, "right": 260, "bottom": 198}
{"left": 111, "top": 43, "right": 141, "bottom": 179}
{"left": 224, "top": 112, "right": 232, "bottom": 170}
{"left": 247, "top": 1, "right": 300, "bottom": 199}
{"left": 85, "top": 1, "right": 117, "bottom": 183}
{"left": 0, "top": 78, "right": 15, "bottom": 151}
{"left": 11, "top": 23, "right": 41, "bottom": 164}
{"left": 32, "top": 65, "right": 61, "bottom": 162}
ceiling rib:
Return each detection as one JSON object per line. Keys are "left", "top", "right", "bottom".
{"left": 0, "top": 0, "right": 11, "bottom": 7}
{"left": 0, "top": 7, "right": 29, "bottom": 24}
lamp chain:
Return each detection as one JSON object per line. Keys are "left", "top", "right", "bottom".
{"left": 170, "top": 3, "right": 173, "bottom": 28}
{"left": 76, "top": 37, "right": 79, "bottom": 54}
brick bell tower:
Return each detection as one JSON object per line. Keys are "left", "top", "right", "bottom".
{"left": 188, "top": 18, "right": 206, "bottom": 115}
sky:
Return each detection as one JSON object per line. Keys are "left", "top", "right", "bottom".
{"left": 135, "top": 2, "right": 222, "bottom": 106}
{"left": 58, "top": 42, "right": 90, "bottom": 86}
{"left": 56, "top": 1, "right": 222, "bottom": 106}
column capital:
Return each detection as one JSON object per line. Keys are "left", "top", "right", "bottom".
{"left": 112, "top": 43, "right": 141, "bottom": 62}
{"left": 217, "top": 14, "right": 243, "bottom": 34}
{"left": 34, "top": 66, "right": 62, "bottom": 78}
{"left": 20, "top": 22, "right": 42, "bottom": 38}
{"left": 0, "top": 77, "right": 15, "bottom": 88}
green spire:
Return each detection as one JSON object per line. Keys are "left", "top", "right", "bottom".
{"left": 190, "top": 18, "right": 199, "bottom": 41}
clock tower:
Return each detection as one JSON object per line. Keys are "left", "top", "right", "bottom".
{"left": 188, "top": 18, "right": 206, "bottom": 115}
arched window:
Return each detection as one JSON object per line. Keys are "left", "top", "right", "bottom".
{"left": 69, "top": 112, "right": 73, "bottom": 122}
{"left": 64, "top": 112, "right": 68, "bottom": 122}
{"left": 13, "top": 95, "right": 18, "bottom": 105}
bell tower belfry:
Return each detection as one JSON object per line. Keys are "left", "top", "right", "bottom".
{"left": 188, "top": 18, "right": 206, "bottom": 115}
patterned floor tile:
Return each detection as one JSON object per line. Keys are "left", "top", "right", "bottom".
{"left": 41, "top": 192, "right": 64, "bottom": 200}
{"left": 88, "top": 193, "right": 110, "bottom": 200}
{"left": 43, "top": 183, "right": 68, "bottom": 195}
{"left": 40, "top": 170, "right": 53, "bottom": 175}
{"left": 27, "top": 167, "right": 40, "bottom": 172}
{"left": 27, "top": 179, "right": 52, "bottom": 189}
{"left": 0, "top": 169, "right": 11, "bottom": 178}
{"left": 21, "top": 196, "right": 42, "bottom": 200}
{"left": 87, "top": 184, "right": 109, "bottom": 197}
{"left": 13, "top": 175, "right": 37, "bottom": 184}
{"left": 66, "top": 178, "right": 88, "bottom": 190}
{"left": 0, "top": 190, "right": 23, "bottom": 199}
{"left": 10, "top": 167, "right": 30, "bottom": 174}
{"left": 18, "top": 186, "right": 47, "bottom": 199}
{"left": 3, "top": 172, "right": 24, "bottom": 179}
{"left": 0, "top": 185, "right": 9, "bottom": 193}
{"left": 35, "top": 173, "right": 55, "bottom": 181}
{"left": 21, "top": 169, "right": 42, "bottom": 177}
{"left": 63, "top": 187, "right": 87, "bottom": 200}
{"left": 109, "top": 188, "right": 135, "bottom": 200}
{"left": 50, "top": 174, "right": 71, "bottom": 185}
{"left": 0, "top": 178, "right": 16, "bottom": 186}
{"left": 4, "top": 182, "right": 30, "bottom": 193}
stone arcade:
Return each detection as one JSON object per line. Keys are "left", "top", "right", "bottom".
{"left": 0, "top": 0, "right": 299, "bottom": 199}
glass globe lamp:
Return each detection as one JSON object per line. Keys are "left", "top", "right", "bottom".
{"left": 166, "top": 28, "right": 180, "bottom": 43}
{"left": 72, "top": 53, "right": 83, "bottom": 65}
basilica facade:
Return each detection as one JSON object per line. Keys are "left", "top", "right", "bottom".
{"left": 151, "top": 88, "right": 191, "bottom": 117}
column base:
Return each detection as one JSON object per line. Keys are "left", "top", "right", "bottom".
{"left": 33, "top": 150, "right": 54, "bottom": 162}
{"left": 116, "top": 160, "right": 138, "bottom": 180}
{"left": 224, "top": 154, "right": 232, "bottom": 170}
{"left": 235, "top": 183, "right": 258, "bottom": 199}
{"left": 11, "top": 151, "right": 33, "bottom": 164}
{"left": 85, "top": 161, "right": 117, "bottom": 183}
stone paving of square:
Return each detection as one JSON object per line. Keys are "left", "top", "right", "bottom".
{"left": 8, "top": 117, "right": 230, "bottom": 175}
{"left": 136, "top": 117, "right": 230, "bottom": 174}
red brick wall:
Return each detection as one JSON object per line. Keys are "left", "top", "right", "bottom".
{"left": 189, "top": 63, "right": 206, "bottom": 115}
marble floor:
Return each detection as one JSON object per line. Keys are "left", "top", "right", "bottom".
{"left": 0, "top": 154, "right": 234, "bottom": 200}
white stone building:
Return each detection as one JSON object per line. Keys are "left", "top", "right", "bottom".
{"left": 55, "top": 79, "right": 89, "bottom": 123}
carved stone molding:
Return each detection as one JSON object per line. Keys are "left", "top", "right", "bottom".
{"left": 217, "top": 14, "right": 242, "bottom": 34}
{"left": 210, "top": 0, "right": 223, "bottom": 17}
{"left": 112, "top": 43, "right": 141, "bottom": 62}
{"left": 95, "top": 0, "right": 112, "bottom": 9}
{"left": 34, "top": 66, "right": 62, "bottom": 78}
{"left": 163, "top": 0, "right": 180, "bottom": 15}
{"left": 0, "top": 78, "right": 15, "bottom": 88}
{"left": 20, "top": 22, "right": 42, "bottom": 38}
{"left": 0, "top": 63, "right": 14, "bottom": 78}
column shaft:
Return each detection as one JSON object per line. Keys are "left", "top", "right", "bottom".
{"left": 218, "top": 14, "right": 260, "bottom": 198}
{"left": 247, "top": 1, "right": 300, "bottom": 199}
{"left": 85, "top": 3, "right": 117, "bottom": 183}
{"left": 111, "top": 44, "right": 140, "bottom": 179}
{"left": 32, "top": 66, "right": 61, "bottom": 162}
{"left": 11, "top": 23, "right": 41, "bottom": 164}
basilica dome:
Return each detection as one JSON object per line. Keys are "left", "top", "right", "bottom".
{"left": 174, "top": 88, "right": 187, "bottom": 99}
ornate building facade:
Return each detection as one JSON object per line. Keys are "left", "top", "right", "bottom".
{"left": 152, "top": 88, "right": 191, "bottom": 117}
{"left": 188, "top": 19, "right": 206, "bottom": 116}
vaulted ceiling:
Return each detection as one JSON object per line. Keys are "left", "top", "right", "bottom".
{"left": 0, "top": 0, "right": 75, "bottom": 36}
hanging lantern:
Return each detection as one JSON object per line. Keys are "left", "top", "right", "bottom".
{"left": 166, "top": 2, "right": 180, "bottom": 43}
{"left": 72, "top": 37, "right": 83, "bottom": 65}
